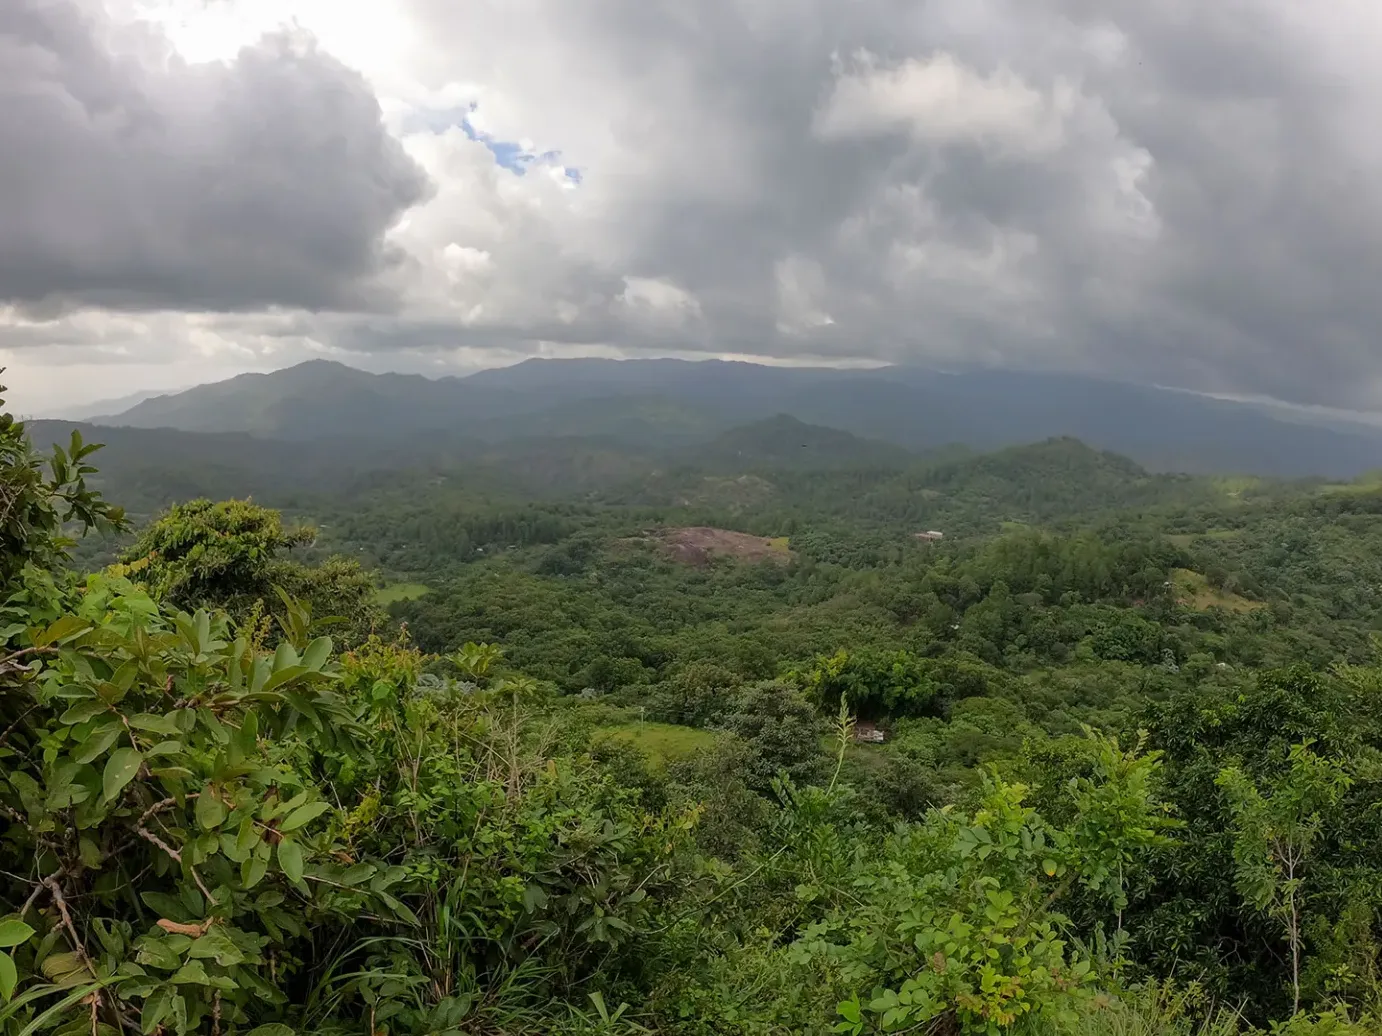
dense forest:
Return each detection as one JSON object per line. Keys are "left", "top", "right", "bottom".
{"left": 6, "top": 374, "right": 1382, "bottom": 1035}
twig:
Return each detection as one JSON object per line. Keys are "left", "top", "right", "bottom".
{"left": 0, "top": 645, "right": 59, "bottom": 668}
{"left": 43, "top": 876, "right": 99, "bottom": 986}
{"left": 20, "top": 878, "right": 48, "bottom": 920}
{"left": 0, "top": 704, "right": 37, "bottom": 750}
{"left": 136, "top": 796, "right": 216, "bottom": 905}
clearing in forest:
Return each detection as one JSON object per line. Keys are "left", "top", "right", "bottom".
{"left": 1172, "top": 568, "right": 1264, "bottom": 613}
{"left": 595, "top": 723, "right": 721, "bottom": 768}
{"left": 374, "top": 582, "right": 431, "bottom": 605}
{"left": 653, "top": 526, "right": 795, "bottom": 566}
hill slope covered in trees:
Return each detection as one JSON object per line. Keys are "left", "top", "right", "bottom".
{"left": 6, "top": 381, "right": 1382, "bottom": 1035}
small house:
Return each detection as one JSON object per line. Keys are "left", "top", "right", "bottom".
{"left": 914, "top": 530, "right": 944, "bottom": 542}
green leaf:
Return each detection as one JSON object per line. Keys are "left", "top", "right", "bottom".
{"left": 169, "top": 961, "right": 211, "bottom": 985}
{"left": 0, "top": 920, "right": 35, "bottom": 949}
{"left": 73, "top": 723, "right": 122, "bottom": 765}
{"left": 272, "top": 642, "right": 298, "bottom": 673}
{"left": 233, "top": 711, "right": 259, "bottom": 757}
{"left": 194, "top": 789, "right": 227, "bottom": 831}
{"left": 235, "top": 817, "right": 260, "bottom": 854}
{"left": 0, "top": 953, "right": 15, "bottom": 1001}
{"left": 301, "top": 637, "right": 332, "bottom": 671}
{"left": 128, "top": 714, "right": 179, "bottom": 736}
{"left": 339, "top": 863, "right": 376, "bottom": 887}
{"left": 102, "top": 748, "right": 142, "bottom": 802}
{"left": 188, "top": 930, "right": 244, "bottom": 967}
{"left": 277, "top": 840, "right": 304, "bottom": 884}
{"left": 59, "top": 700, "right": 108, "bottom": 725}
{"left": 280, "top": 801, "right": 330, "bottom": 833}
{"left": 242, "top": 854, "right": 268, "bottom": 890}
{"left": 34, "top": 615, "right": 89, "bottom": 647}
{"left": 141, "top": 987, "right": 172, "bottom": 1033}
{"left": 135, "top": 938, "right": 182, "bottom": 971}
{"left": 245, "top": 1026, "right": 296, "bottom": 1036}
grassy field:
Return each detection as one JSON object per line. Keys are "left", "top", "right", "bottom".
{"left": 374, "top": 582, "right": 431, "bottom": 605}
{"left": 1172, "top": 568, "right": 1264, "bottom": 613}
{"left": 594, "top": 722, "right": 721, "bottom": 769}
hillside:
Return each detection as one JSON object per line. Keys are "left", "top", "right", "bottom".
{"left": 685, "top": 414, "right": 916, "bottom": 472}
{"left": 17, "top": 386, "right": 1382, "bottom": 1034}
{"left": 83, "top": 357, "right": 1382, "bottom": 477}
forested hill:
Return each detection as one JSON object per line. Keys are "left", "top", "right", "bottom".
{"left": 9, "top": 380, "right": 1382, "bottom": 1034}
{"left": 78, "top": 356, "right": 1382, "bottom": 477}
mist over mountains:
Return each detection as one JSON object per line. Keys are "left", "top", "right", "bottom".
{"left": 64, "top": 357, "right": 1382, "bottom": 479}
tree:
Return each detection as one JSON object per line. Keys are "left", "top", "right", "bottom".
{"left": 1218, "top": 742, "right": 1354, "bottom": 1014}
{"left": 717, "top": 682, "right": 829, "bottom": 793}
{"left": 121, "top": 498, "right": 383, "bottom": 647}
{"left": 0, "top": 379, "right": 125, "bottom": 594}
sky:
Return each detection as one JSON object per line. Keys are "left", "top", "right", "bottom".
{"left": 6, "top": 0, "right": 1382, "bottom": 416}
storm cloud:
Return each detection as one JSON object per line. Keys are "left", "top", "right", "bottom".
{"left": 0, "top": 0, "right": 429, "bottom": 314}
{"left": 8, "top": 0, "right": 1382, "bottom": 413}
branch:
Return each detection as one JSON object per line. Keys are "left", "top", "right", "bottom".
{"left": 0, "top": 704, "right": 37, "bottom": 750}
{"left": 42, "top": 876, "right": 98, "bottom": 980}
{"left": 0, "top": 645, "right": 58, "bottom": 680}
{"left": 136, "top": 796, "right": 216, "bottom": 905}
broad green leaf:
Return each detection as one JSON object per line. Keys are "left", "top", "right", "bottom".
{"left": 339, "top": 863, "right": 376, "bottom": 887}
{"left": 170, "top": 992, "right": 188, "bottom": 1036}
{"left": 78, "top": 837, "right": 102, "bottom": 869}
{"left": 246, "top": 1026, "right": 296, "bottom": 1036}
{"left": 233, "top": 711, "right": 258, "bottom": 757}
{"left": 235, "top": 817, "right": 260, "bottom": 854}
{"left": 59, "top": 700, "right": 108, "bottom": 725}
{"left": 272, "top": 642, "right": 298, "bottom": 673}
{"left": 135, "top": 938, "right": 182, "bottom": 971}
{"left": 169, "top": 961, "right": 210, "bottom": 985}
{"left": 40, "top": 951, "right": 88, "bottom": 984}
{"left": 280, "top": 801, "right": 330, "bottom": 833}
{"left": 301, "top": 637, "right": 332, "bottom": 672}
{"left": 0, "top": 920, "right": 34, "bottom": 949}
{"left": 242, "top": 854, "right": 268, "bottom": 890}
{"left": 277, "top": 840, "right": 304, "bottom": 884}
{"left": 72, "top": 723, "right": 122, "bottom": 765}
{"left": 34, "top": 615, "right": 89, "bottom": 647}
{"left": 0, "top": 953, "right": 15, "bottom": 1001}
{"left": 128, "top": 714, "right": 179, "bottom": 736}
{"left": 102, "top": 749, "right": 142, "bottom": 802}
{"left": 187, "top": 930, "right": 243, "bottom": 967}
{"left": 195, "top": 789, "right": 227, "bottom": 831}
{"left": 141, "top": 986, "right": 172, "bottom": 1033}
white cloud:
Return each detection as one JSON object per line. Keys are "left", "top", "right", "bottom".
{"left": 815, "top": 51, "right": 1072, "bottom": 156}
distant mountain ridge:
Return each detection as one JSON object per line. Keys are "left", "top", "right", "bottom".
{"left": 85, "top": 357, "right": 1382, "bottom": 478}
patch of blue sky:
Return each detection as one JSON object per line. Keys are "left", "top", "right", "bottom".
{"left": 400, "top": 103, "right": 581, "bottom": 184}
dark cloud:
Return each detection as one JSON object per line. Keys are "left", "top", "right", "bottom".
{"left": 399, "top": 0, "right": 1382, "bottom": 407}
{"left": 0, "top": 0, "right": 430, "bottom": 314}
{"left": 11, "top": 0, "right": 1382, "bottom": 413}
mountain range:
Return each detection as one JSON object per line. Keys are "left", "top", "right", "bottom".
{"left": 70, "top": 357, "right": 1382, "bottom": 479}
